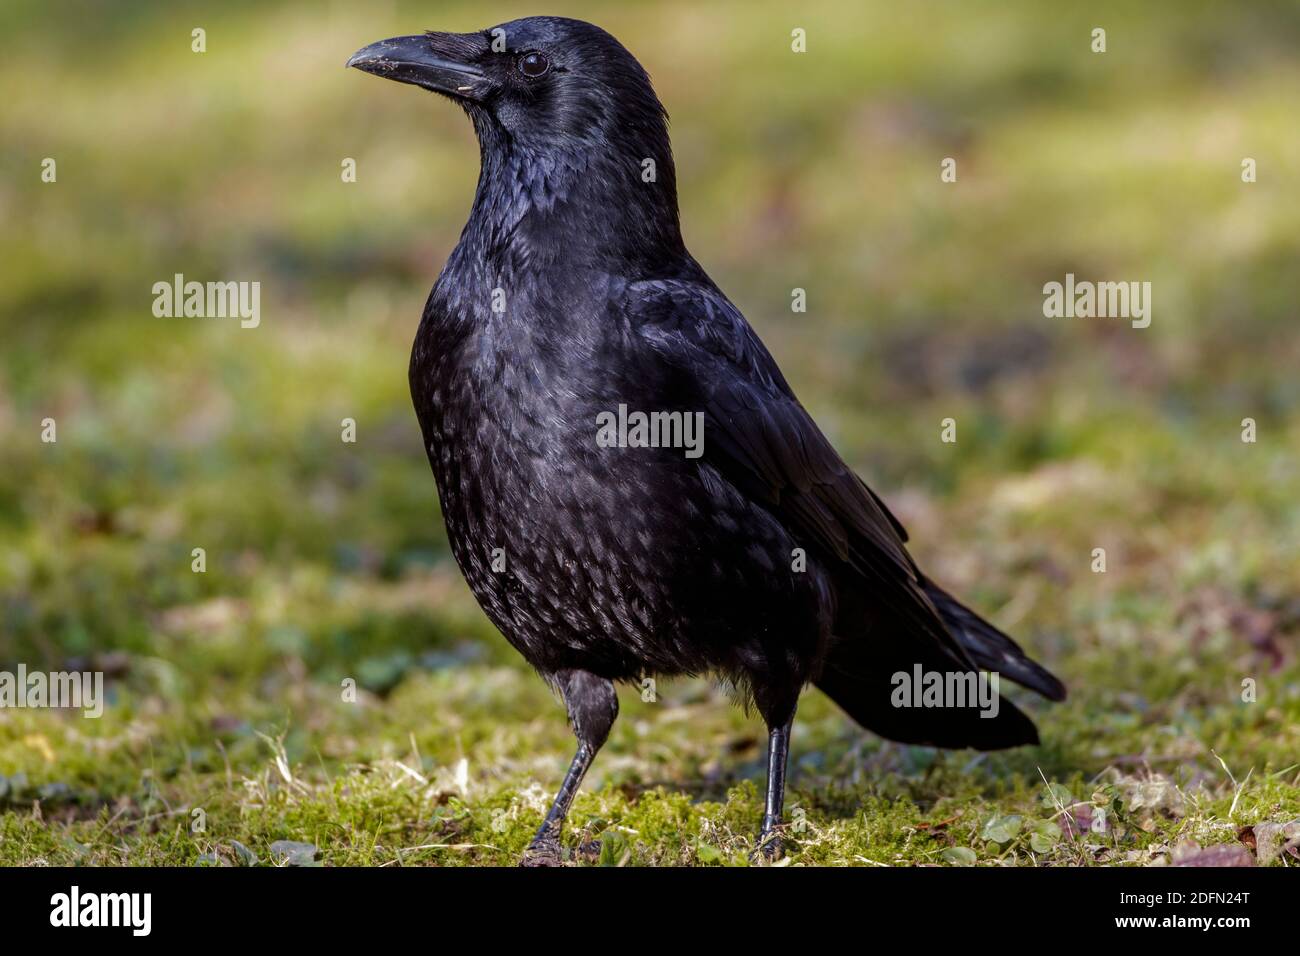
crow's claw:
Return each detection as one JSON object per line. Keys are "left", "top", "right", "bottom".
{"left": 750, "top": 826, "right": 785, "bottom": 864}
{"left": 520, "top": 837, "right": 565, "bottom": 867}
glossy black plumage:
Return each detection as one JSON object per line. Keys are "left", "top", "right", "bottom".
{"left": 349, "top": 16, "right": 1064, "bottom": 864}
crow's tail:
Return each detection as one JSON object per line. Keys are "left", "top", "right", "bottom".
{"left": 923, "top": 580, "right": 1066, "bottom": 702}
{"left": 816, "top": 582, "right": 1050, "bottom": 754}
{"left": 813, "top": 583, "right": 1055, "bottom": 751}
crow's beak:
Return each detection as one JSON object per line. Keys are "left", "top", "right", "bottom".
{"left": 347, "top": 34, "right": 488, "bottom": 100}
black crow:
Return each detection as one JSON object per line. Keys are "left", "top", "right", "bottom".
{"left": 348, "top": 16, "right": 1065, "bottom": 865}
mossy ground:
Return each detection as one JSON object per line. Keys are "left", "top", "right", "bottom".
{"left": 1, "top": 0, "right": 1298, "bottom": 865}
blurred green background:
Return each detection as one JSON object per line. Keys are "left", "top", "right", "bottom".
{"left": 0, "top": 0, "right": 1297, "bottom": 865}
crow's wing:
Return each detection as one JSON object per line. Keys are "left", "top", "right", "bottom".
{"left": 627, "top": 277, "right": 974, "bottom": 667}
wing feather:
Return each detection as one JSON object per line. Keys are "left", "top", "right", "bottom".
{"left": 629, "top": 278, "right": 973, "bottom": 667}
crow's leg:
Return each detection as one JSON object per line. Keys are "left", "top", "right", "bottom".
{"left": 521, "top": 669, "right": 618, "bottom": 867}
{"left": 753, "top": 713, "right": 796, "bottom": 862}
{"left": 748, "top": 673, "right": 801, "bottom": 863}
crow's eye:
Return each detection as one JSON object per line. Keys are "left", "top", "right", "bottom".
{"left": 518, "top": 51, "right": 550, "bottom": 78}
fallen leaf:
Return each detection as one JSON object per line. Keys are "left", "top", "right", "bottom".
{"left": 1236, "top": 825, "right": 1256, "bottom": 852}
{"left": 915, "top": 814, "right": 959, "bottom": 831}
{"left": 1171, "top": 843, "right": 1254, "bottom": 867}
{"left": 1249, "top": 820, "right": 1300, "bottom": 865}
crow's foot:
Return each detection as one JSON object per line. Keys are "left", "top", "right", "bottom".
{"left": 750, "top": 827, "right": 785, "bottom": 864}
{"left": 520, "top": 837, "right": 565, "bottom": 867}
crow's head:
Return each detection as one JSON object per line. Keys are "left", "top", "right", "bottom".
{"left": 349, "top": 17, "right": 683, "bottom": 266}
{"left": 348, "top": 17, "right": 668, "bottom": 156}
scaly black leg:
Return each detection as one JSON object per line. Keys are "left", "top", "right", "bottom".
{"left": 521, "top": 670, "right": 618, "bottom": 866}
{"left": 524, "top": 743, "right": 595, "bottom": 860}
{"left": 754, "top": 716, "right": 794, "bottom": 862}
